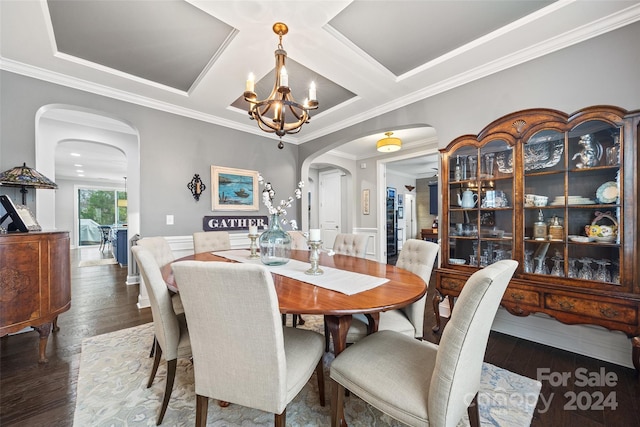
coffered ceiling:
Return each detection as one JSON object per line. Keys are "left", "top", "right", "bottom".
{"left": 2, "top": 0, "right": 639, "bottom": 180}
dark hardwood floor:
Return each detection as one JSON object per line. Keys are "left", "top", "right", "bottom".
{"left": 1, "top": 247, "right": 638, "bottom": 426}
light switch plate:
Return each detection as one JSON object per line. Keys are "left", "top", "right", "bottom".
{"left": 166, "top": 215, "right": 174, "bottom": 225}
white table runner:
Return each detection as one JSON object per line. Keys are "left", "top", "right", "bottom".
{"left": 212, "top": 249, "right": 388, "bottom": 295}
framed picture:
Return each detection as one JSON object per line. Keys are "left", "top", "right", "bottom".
{"left": 0, "top": 195, "right": 41, "bottom": 232}
{"left": 397, "top": 194, "right": 403, "bottom": 207}
{"left": 211, "top": 166, "right": 259, "bottom": 211}
{"left": 398, "top": 206, "right": 404, "bottom": 219}
{"left": 362, "top": 189, "right": 370, "bottom": 215}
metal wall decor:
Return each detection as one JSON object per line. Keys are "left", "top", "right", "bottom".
{"left": 188, "top": 174, "right": 206, "bottom": 201}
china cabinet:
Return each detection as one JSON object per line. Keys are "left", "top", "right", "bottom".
{"left": 434, "top": 106, "right": 640, "bottom": 373}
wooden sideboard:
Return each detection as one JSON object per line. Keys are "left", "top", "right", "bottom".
{"left": 0, "top": 231, "right": 71, "bottom": 363}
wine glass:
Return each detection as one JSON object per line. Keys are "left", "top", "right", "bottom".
{"left": 567, "top": 258, "right": 578, "bottom": 278}
{"left": 524, "top": 249, "right": 534, "bottom": 273}
{"left": 484, "top": 153, "right": 495, "bottom": 178}
{"left": 578, "top": 257, "right": 594, "bottom": 280}
{"left": 551, "top": 256, "right": 564, "bottom": 277}
{"left": 534, "top": 257, "right": 549, "bottom": 275}
{"left": 493, "top": 248, "right": 506, "bottom": 263}
{"left": 468, "top": 155, "right": 477, "bottom": 179}
{"left": 611, "top": 261, "right": 620, "bottom": 284}
{"left": 594, "top": 259, "right": 611, "bottom": 283}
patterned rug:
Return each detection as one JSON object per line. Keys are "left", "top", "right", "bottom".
{"left": 74, "top": 318, "right": 541, "bottom": 426}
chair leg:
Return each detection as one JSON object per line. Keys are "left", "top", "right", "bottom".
{"left": 316, "top": 359, "right": 325, "bottom": 407}
{"left": 196, "top": 394, "right": 209, "bottom": 427}
{"left": 468, "top": 392, "right": 480, "bottom": 427}
{"left": 331, "top": 379, "right": 346, "bottom": 427}
{"left": 147, "top": 341, "right": 162, "bottom": 388}
{"left": 324, "top": 320, "right": 330, "bottom": 352}
{"left": 157, "top": 358, "right": 177, "bottom": 425}
{"left": 274, "top": 408, "right": 286, "bottom": 427}
{"left": 149, "top": 335, "right": 157, "bottom": 358}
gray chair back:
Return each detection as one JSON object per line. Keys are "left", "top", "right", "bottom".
{"left": 171, "top": 261, "right": 292, "bottom": 413}
{"left": 131, "top": 246, "right": 185, "bottom": 361}
{"left": 395, "top": 239, "right": 439, "bottom": 337}
{"left": 193, "top": 231, "right": 231, "bottom": 253}
{"left": 288, "top": 231, "right": 309, "bottom": 250}
{"left": 333, "top": 233, "right": 368, "bottom": 258}
{"left": 137, "top": 236, "right": 175, "bottom": 267}
{"left": 428, "top": 259, "right": 518, "bottom": 427}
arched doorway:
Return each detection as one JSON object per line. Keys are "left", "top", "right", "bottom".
{"left": 35, "top": 104, "right": 140, "bottom": 283}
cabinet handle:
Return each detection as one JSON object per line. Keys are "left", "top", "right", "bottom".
{"left": 510, "top": 292, "right": 525, "bottom": 301}
{"left": 600, "top": 308, "right": 619, "bottom": 318}
{"left": 558, "top": 300, "right": 574, "bottom": 311}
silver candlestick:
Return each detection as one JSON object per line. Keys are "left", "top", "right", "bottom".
{"left": 305, "top": 240, "right": 323, "bottom": 275}
{"left": 248, "top": 234, "right": 260, "bottom": 259}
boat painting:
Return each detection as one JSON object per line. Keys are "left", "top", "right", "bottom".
{"left": 218, "top": 174, "right": 254, "bottom": 205}
{"left": 212, "top": 166, "right": 259, "bottom": 211}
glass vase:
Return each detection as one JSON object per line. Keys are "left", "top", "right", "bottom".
{"left": 259, "top": 213, "right": 291, "bottom": 266}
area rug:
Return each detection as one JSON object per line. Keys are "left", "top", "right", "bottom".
{"left": 78, "top": 258, "right": 118, "bottom": 267}
{"left": 74, "top": 319, "right": 541, "bottom": 426}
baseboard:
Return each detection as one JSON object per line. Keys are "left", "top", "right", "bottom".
{"left": 491, "top": 308, "right": 634, "bottom": 368}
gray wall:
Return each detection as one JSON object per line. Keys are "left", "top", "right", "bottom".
{"left": 300, "top": 21, "right": 640, "bottom": 223}
{"left": 0, "top": 72, "right": 299, "bottom": 237}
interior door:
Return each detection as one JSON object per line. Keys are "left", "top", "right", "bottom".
{"left": 319, "top": 170, "right": 341, "bottom": 249}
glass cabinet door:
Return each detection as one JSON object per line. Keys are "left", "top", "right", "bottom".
{"left": 523, "top": 121, "right": 622, "bottom": 285}
{"left": 447, "top": 139, "right": 513, "bottom": 267}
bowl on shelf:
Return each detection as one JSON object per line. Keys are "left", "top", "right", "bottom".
{"left": 449, "top": 258, "right": 466, "bottom": 265}
{"left": 568, "top": 235, "right": 593, "bottom": 243}
{"left": 593, "top": 236, "right": 616, "bottom": 243}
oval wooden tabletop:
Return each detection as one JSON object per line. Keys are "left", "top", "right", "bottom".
{"left": 171, "top": 249, "right": 427, "bottom": 316}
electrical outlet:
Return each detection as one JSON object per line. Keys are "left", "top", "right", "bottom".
{"left": 166, "top": 215, "right": 174, "bottom": 225}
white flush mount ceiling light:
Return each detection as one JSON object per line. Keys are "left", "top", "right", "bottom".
{"left": 244, "top": 22, "right": 318, "bottom": 149}
{"left": 377, "top": 132, "right": 402, "bottom": 152}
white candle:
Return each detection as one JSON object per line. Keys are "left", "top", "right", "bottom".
{"left": 246, "top": 73, "right": 255, "bottom": 92}
{"left": 309, "top": 81, "right": 316, "bottom": 101}
{"left": 249, "top": 225, "right": 258, "bottom": 235}
{"left": 309, "top": 229, "right": 321, "bottom": 241}
{"left": 280, "top": 66, "right": 288, "bottom": 87}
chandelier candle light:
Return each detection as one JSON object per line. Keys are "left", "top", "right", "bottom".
{"left": 244, "top": 22, "right": 318, "bottom": 149}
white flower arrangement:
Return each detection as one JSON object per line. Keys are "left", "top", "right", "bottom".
{"left": 258, "top": 173, "right": 304, "bottom": 230}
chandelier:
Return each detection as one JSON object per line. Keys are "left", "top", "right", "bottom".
{"left": 244, "top": 22, "right": 318, "bottom": 148}
{"left": 377, "top": 132, "right": 402, "bottom": 153}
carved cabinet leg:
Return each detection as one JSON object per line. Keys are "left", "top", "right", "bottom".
{"left": 33, "top": 322, "right": 52, "bottom": 363}
{"left": 632, "top": 336, "right": 639, "bottom": 377}
{"left": 432, "top": 290, "right": 443, "bottom": 332}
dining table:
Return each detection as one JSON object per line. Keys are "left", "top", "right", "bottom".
{"left": 163, "top": 249, "right": 427, "bottom": 355}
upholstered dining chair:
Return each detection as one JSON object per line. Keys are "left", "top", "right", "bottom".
{"left": 137, "top": 236, "right": 183, "bottom": 315}
{"left": 171, "top": 261, "right": 326, "bottom": 427}
{"left": 132, "top": 246, "right": 192, "bottom": 425}
{"left": 332, "top": 233, "right": 368, "bottom": 258}
{"left": 192, "top": 231, "right": 231, "bottom": 253}
{"left": 344, "top": 239, "right": 439, "bottom": 344}
{"left": 330, "top": 260, "right": 518, "bottom": 427}
{"left": 288, "top": 230, "right": 309, "bottom": 250}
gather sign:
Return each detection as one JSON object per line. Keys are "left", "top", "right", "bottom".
{"left": 203, "top": 215, "right": 269, "bottom": 231}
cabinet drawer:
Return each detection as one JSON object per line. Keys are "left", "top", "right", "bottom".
{"left": 545, "top": 295, "right": 637, "bottom": 325}
{"left": 440, "top": 276, "right": 465, "bottom": 293}
{"left": 503, "top": 289, "right": 540, "bottom": 306}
